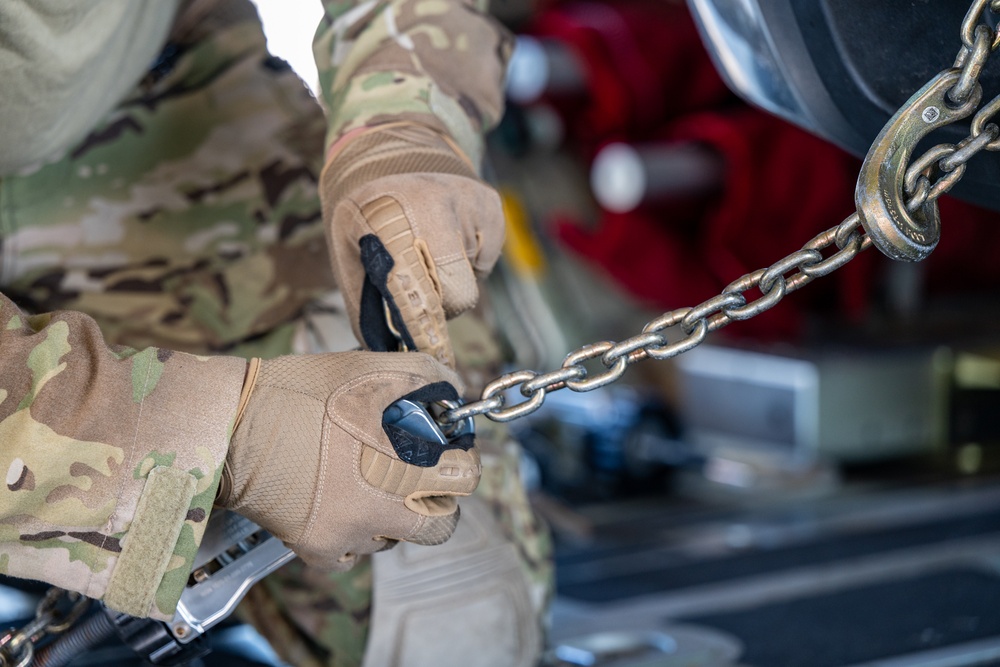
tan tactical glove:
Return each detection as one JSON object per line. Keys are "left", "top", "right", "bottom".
{"left": 217, "top": 351, "right": 480, "bottom": 570}
{"left": 321, "top": 123, "right": 506, "bottom": 367}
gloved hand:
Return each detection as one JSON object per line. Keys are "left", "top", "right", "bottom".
{"left": 217, "top": 351, "right": 480, "bottom": 570}
{"left": 320, "top": 123, "right": 506, "bottom": 367}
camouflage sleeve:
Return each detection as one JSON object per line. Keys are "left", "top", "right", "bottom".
{"left": 312, "top": 0, "right": 513, "bottom": 167}
{"left": 0, "top": 292, "right": 246, "bottom": 621}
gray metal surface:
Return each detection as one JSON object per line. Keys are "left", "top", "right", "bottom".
{"left": 550, "top": 479, "right": 1000, "bottom": 666}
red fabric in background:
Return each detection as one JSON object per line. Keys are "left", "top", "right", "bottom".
{"left": 929, "top": 197, "right": 1000, "bottom": 300}
{"left": 532, "top": 0, "right": 1000, "bottom": 341}
{"left": 556, "top": 108, "right": 874, "bottom": 339}
{"left": 528, "top": 0, "right": 733, "bottom": 153}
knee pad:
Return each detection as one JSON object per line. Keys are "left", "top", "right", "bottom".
{"left": 363, "top": 495, "right": 544, "bottom": 667}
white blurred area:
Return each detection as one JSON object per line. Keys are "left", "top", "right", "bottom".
{"left": 249, "top": 0, "right": 323, "bottom": 95}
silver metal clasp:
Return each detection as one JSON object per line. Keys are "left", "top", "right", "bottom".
{"left": 856, "top": 69, "right": 981, "bottom": 261}
{"left": 383, "top": 398, "right": 475, "bottom": 441}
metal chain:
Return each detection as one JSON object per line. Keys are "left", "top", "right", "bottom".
{"left": 0, "top": 590, "right": 88, "bottom": 667}
{"left": 441, "top": 0, "right": 1000, "bottom": 426}
{"left": 442, "top": 213, "right": 874, "bottom": 424}
{"left": 2, "top": 4, "right": 998, "bottom": 666}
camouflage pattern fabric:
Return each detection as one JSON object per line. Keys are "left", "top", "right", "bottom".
{"left": 0, "top": 0, "right": 513, "bottom": 352}
{"left": 239, "top": 551, "right": 374, "bottom": 667}
{"left": 0, "top": 0, "right": 550, "bottom": 657}
{"left": 0, "top": 291, "right": 246, "bottom": 619}
{"left": 0, "top": 2, "right": 335, "bottom": 357}
{"left": 313, "top": 0, "right": 513, "bottom": 166}
{"left": 448, "top": 312, "right": 553, "bottom": 615}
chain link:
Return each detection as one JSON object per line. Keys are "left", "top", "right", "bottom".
{"left": 0, "top": 590, "right": 88, "bottom": 667}
{"left": 6, "top": 4, "right": 1000, "bottom": 667}
{"left": 959, "top": 0, "right": 1000, "bottom": 53}
{"left": 903, "top": 119, "right": 1000, "bottom": 215}
{"left": 951, "top": 24, "right": 992, "bottom": 104}
{"left": 905, "top": 0, "right": 1000, "bottom": 213}
{"left": 440, "top": 214, "right": 874, "bottom": 424}
{"left": 970, "top": 93, "right": 1000, "bottom": 149}
{"left": 435, "top": 0, "right": 999, "bottom": 425}
{"left": 942, "top": 125, "right": 999, "bottom": 170}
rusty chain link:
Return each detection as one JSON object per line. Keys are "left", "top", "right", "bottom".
{"left": 440, "top": 0, "right": 1000, "bottom": 426}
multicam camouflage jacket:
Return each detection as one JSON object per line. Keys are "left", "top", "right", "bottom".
{"left": 0, "top": 0, "right": 512, "bottom": 621}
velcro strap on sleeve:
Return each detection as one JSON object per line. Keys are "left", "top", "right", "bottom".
{"left": 104, "top": 466, "right": 197, "bottom": 618}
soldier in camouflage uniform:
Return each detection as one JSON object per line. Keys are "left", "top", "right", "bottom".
{"left": 0, "top": 1, "right": 551, "bottom": 665}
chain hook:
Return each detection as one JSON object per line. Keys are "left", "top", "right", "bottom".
{"left": 441, "top": 0, "right": 992, "bottom": 425}
{"left": 856, "top": 69, "right": 982, "bottom": 261}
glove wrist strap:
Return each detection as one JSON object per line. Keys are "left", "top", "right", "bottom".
{"left": 233, "top": 357, "right": 262, "bottom": 434}
{"left": 325, "top": 121, "right": 476, "bottom": 173}
{"left": 219, "top": 357, "right": 261, "bottom": 505}
{"left": 321, "top": 122, "right": 478, "bottom": 205}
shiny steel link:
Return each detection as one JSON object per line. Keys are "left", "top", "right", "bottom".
{"left": 834, "top": 213, "right": 863, "bottom": 248}
{"left": 436, "top": 0, "right": 1000, "bottom": 426}
{"left": 564, "top": 342, "right": 629, "bottom": 392}
{"left": 440, "top": 395, "right": 503, "bottom": 422}
{"left": 681, "top": 292, "right": 746, "bottom": 333}
{"left": 480, "top": 370, "right": 546, "bottom": 422}
{"left": 903, "top": 143, "right": 965, "bottom": 211}
{"left": 760, "top": 249, "right": 822, "bottom": 291}
{"left": 721, "top": 268, "right": 770, "bottom": 321}
{"left": 723, "top": 249, "right": 822, "bottom": 320}
{"left": 521, "top": 365, "right": 587, "bottom": 394}
{"left": 800, "top": 228, "right": 863, "bottom": 277}
{"left": 643, "top": 308, "right": 691, "bottom": 335}
{"left": 723, "top": 271, "right": 786, "bottom": 321}
{"left": 603, "top": 331, "right": 668, "bottom": 365}
{"left": 905, "top": 144, "right": 958, "bottom": 194}
{"left": 800, "top": 228, "right": 836, "bottom": 254}
{"left": 927, "top": 156, "right": 968, "bottom": 201}
{"left": 642, "top": 310, "right": 708, "bottom": 360}
{"left": 783, "top": 269, "right": 813, "bottom": 293}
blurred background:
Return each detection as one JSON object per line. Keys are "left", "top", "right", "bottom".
{"left": 5, "top": 1, "right": 1000, "bottom": 666}
{"left": 243, "top": 0, "right": 1000, "bottom": 665}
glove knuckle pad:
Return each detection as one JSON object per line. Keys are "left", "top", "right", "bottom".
{"left": 360, "top": 444, "right": 481, "bottom": 499}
